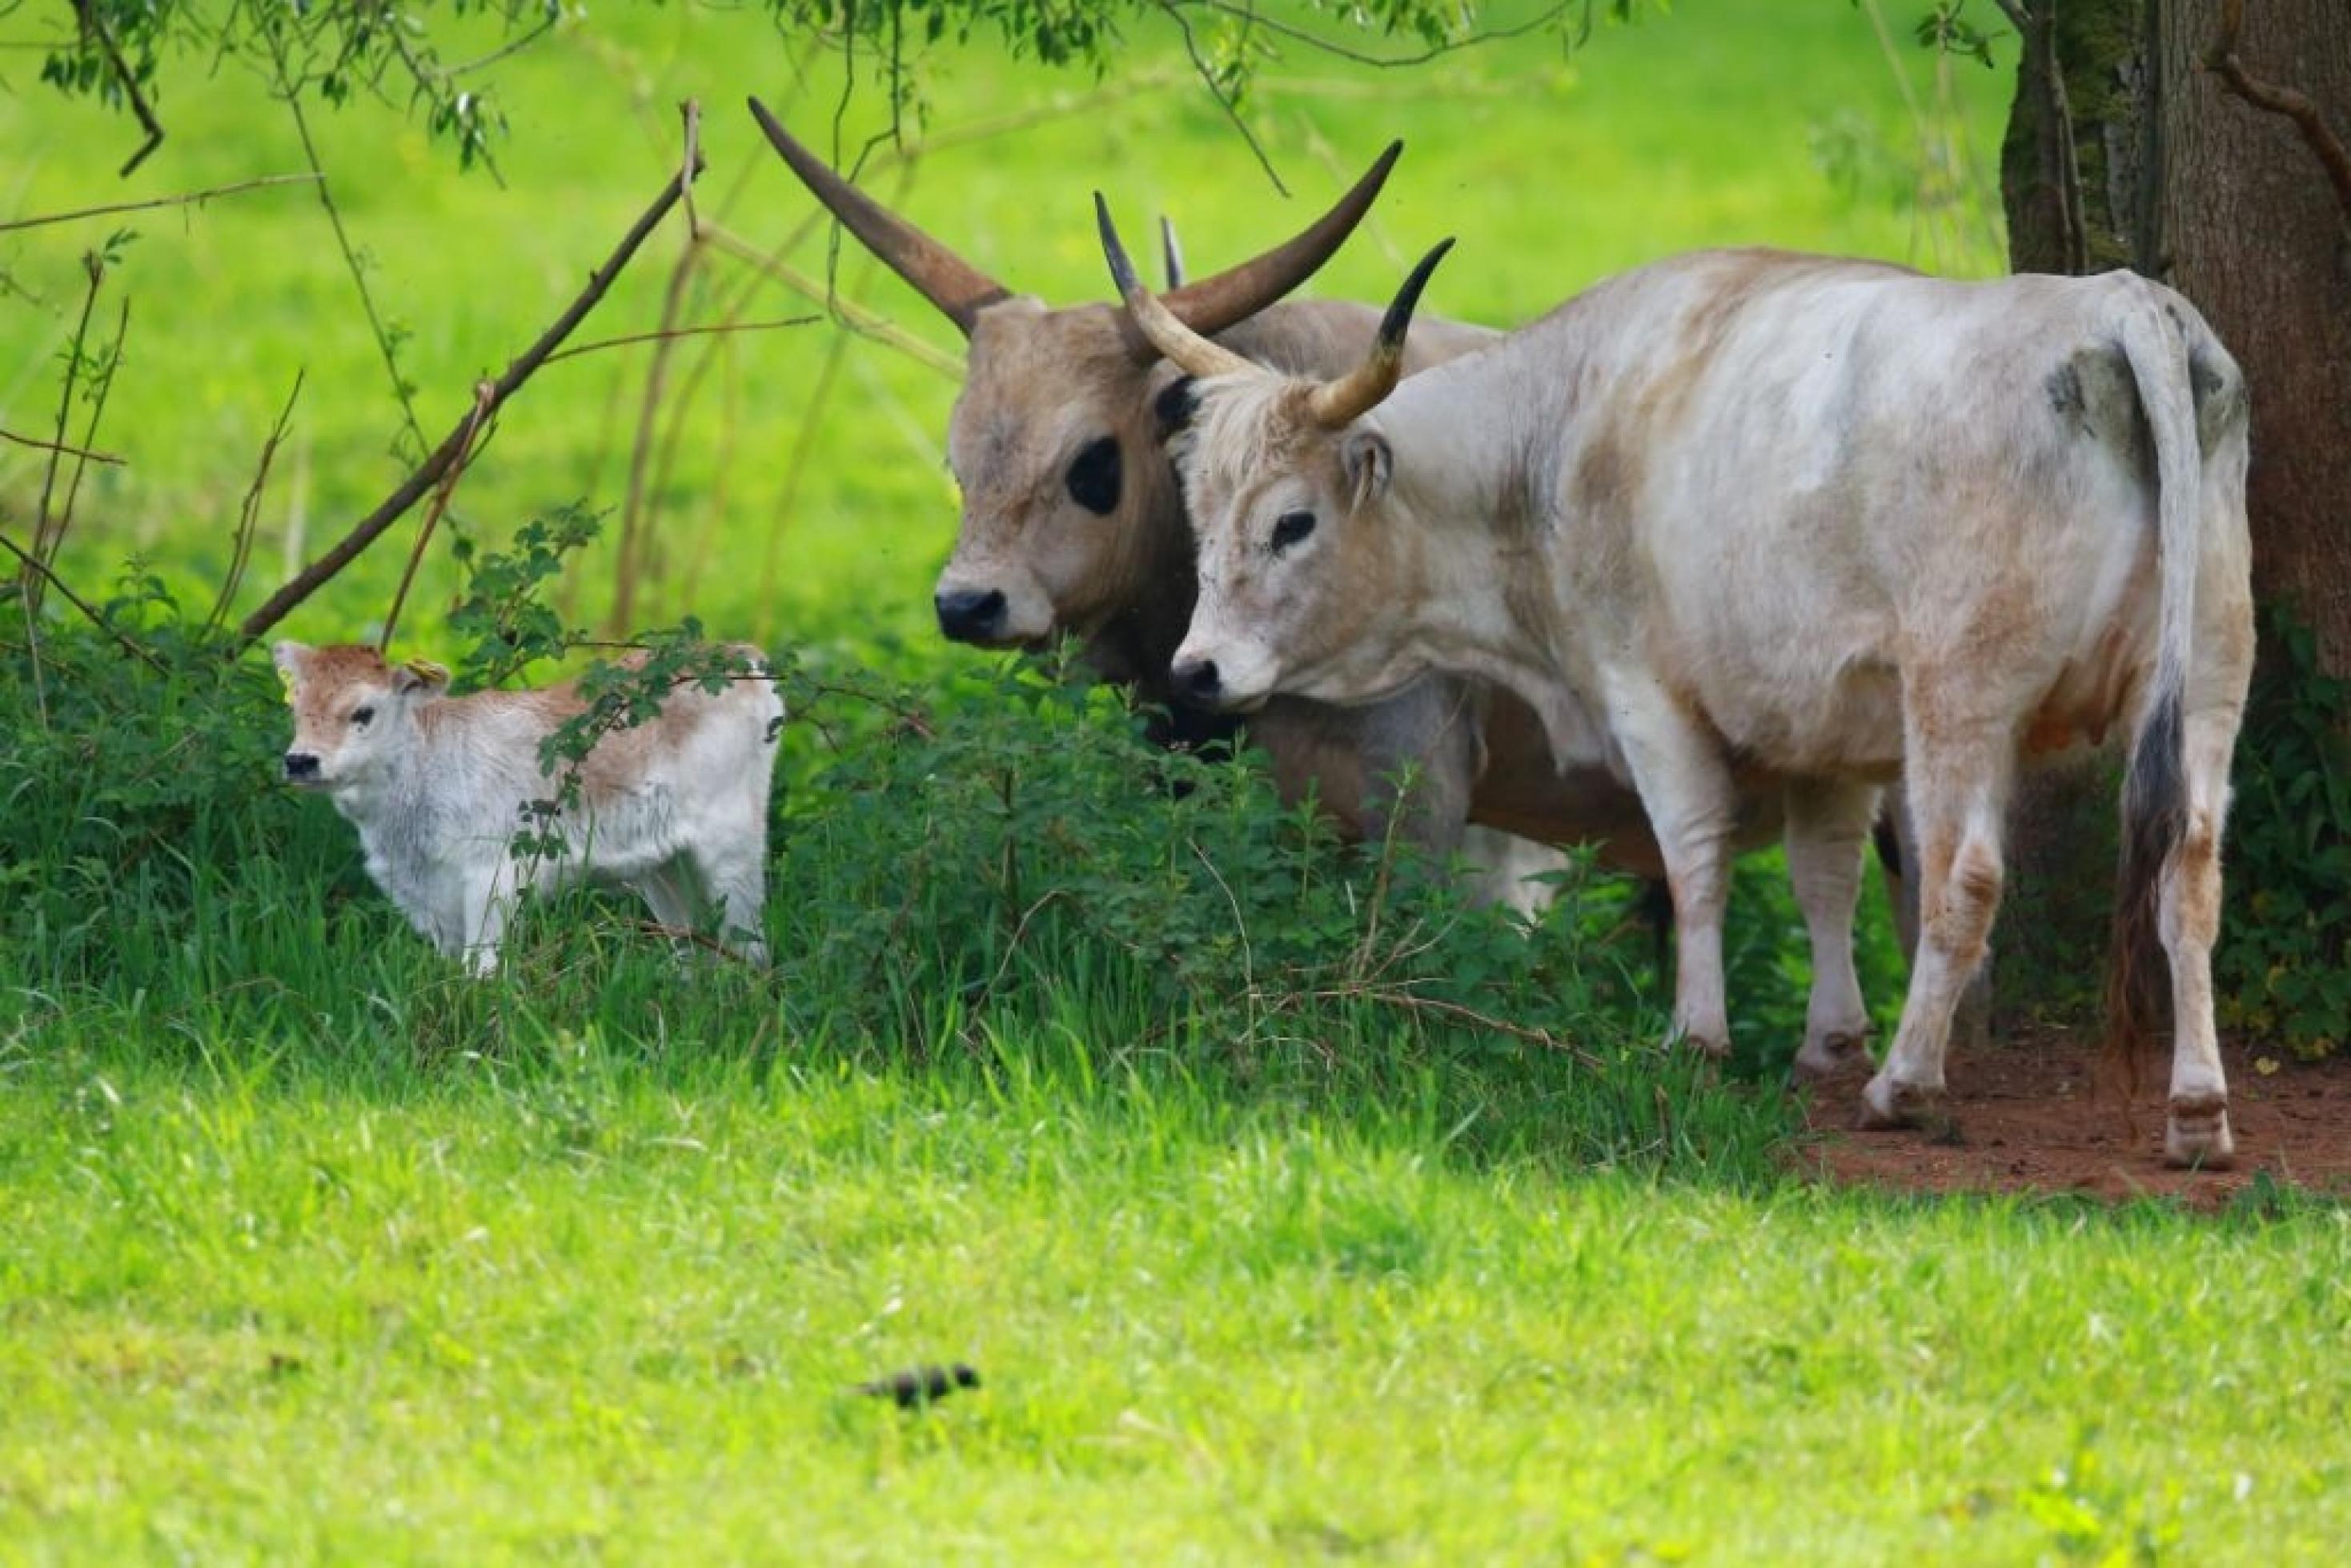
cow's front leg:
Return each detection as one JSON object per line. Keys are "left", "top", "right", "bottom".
{"left": 1607, "top": 685, "right": 1740, "bottom": 1057}
{"left": 1784, "top": 777, "right": 1880, "bottom": 1081}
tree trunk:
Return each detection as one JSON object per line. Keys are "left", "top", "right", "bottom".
{"left": 1995, "top": 0, "right": 2351, "bottom": 1040}
{"left": 2160, "top": 1, "right": 2351, "bottom": 675}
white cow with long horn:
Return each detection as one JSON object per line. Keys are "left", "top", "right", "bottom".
{"left": 1102, "top": 200, "right": 2255, "bottom": 1167}
{"left": 745, "top": 106, "right": 1907, "bottom": 995}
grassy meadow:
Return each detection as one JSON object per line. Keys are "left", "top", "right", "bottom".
{"left": 9, "top": 2, "right": 2351, "bottom": 1562}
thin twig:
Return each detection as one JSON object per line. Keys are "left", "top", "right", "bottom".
{"left": 610, "top": 100, "right": 705, "bottom": 632}
{"left": 233, "top": 155, "right": 705, "bottom": 651}
{"left": 703, "top": 227, "right": 964, "bottom": 378}
{"left": 0, "top": 531, "right": 166, "bottom": 673}
{"left": 1159, "top": 1, "right": 1288, "bottom": 196}
{"left": 0, "top": 173, "right": 319, "bottom": 236}
{"left": 269, "top": 31, "right": 430, "bottom": 460}
{"left": 206, "top": 371, "right": 305, "bottom": 640}
{"left": 1303, "top": 983, "right": 1606, "bottom": 1070}
{"left": 379, "top": 381, "right": 495, "bottom": 653}
{"left": 51, "top": 296, "right": 130, "bottom": 575}
{"left": 0, "top": 427, "right": 122, "bottom": 464}
{"left": 71, "top": 0, "right": 164, "bottom": 177}
{"left": 539, "top": 315, "right": 820, "bottom": 367}
{"left": 23, "top": 253, "right": 102, "bottom": 615}
{"left": 2206, "top": 0, "right": 2351, "bottom": 220}
{"left": 1184, "top": 0, "right": 1571, "bottom": 70}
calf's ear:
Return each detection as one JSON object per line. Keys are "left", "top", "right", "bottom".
{"left": 393, "top": 658, "right": 451, "bottom": 696}
{"left": 271, "top": 640, "right": 308, "bottom": 696}
{"left": 1341, "top": 430, "right": 1393, "bottom": 510}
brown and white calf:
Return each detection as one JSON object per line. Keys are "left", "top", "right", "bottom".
{"left": 274, "top": 643, "right": 782, "bottom": 973}
{"left": 1109, "top": 221, "right": 2255, "bottom": 1165}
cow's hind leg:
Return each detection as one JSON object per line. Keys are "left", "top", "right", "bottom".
{"left": 1860, "top": 716, "right": 2015, "bottom": 1129}
{"left": 2160, "top": 704, "right": 2243, "bottom": 1167}
{"left": 1785, "top": 777, "right": 1880, "bottom": 1081}
{"left": 1607, "top": 689, "right": 1742, "bottom": 1057}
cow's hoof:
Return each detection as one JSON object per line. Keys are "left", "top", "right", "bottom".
{"left": 2164, "top": 1097, "right": 2235, "bottom": 1170}
{"left": 1792, "top": 1033, "right": 1871, "bottom": 1085}
{"left": 1857, "top": 1071, "right": 1944, "bottom": 1131}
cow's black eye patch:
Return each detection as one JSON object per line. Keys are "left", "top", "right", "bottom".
{"left": 1066, "top": 435, "right": 1122, "bottom": 515}
{"left": 1271, "top": 511, "right": 1317, "bottom": 551}
{"left": 351, "top": 705, "right": 375, "bottom": 726}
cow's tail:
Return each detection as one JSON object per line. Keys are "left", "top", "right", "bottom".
{"left": 2104, "top": 295, "right": 2204, "bottom": 1078}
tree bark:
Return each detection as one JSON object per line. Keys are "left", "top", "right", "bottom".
{"left": 1995, "top": 0, "right": 2351, "bottom": 1038}
{"left": 2161, "top": 0, "right": 2351, "bottom": 675}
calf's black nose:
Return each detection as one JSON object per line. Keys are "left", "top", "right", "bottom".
{"left": 1172, "top": 659, "right": 1222, "bottom": 705}
{"left": 283, "top": 752, "right": 320, "bottom": 781}
{"left": 934, "top": 587, "right": 1007, "bottom": 644}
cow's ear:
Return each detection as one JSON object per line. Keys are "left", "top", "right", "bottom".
{"left": 1341, "top": 430, "right": 1393, "bottom": 510}
{"left": 1153, "top": 375, "right": 1198, "bottom": 443}
{"left": 392, "top": 658, "right": 451, "bottom": 697}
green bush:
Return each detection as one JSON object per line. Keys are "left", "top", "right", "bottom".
{"left": 2216, "top": 608, "right": 2351, "bottom": 1059}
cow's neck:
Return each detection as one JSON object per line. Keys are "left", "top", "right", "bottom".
{"left": 1371, "top": 368, "right": 1612, "bottom": 775}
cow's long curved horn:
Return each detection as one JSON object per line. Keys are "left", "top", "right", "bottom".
{"left": 1159, "top": 215, "right": 1186, "bottom": 290}
{"left": 747, "top": 96, "right": 1010, "bottom": 337}
{"left": 1148, "top": 141, "right": 1405, "bottom": 353}
{"left": 1097, "top": 194, "right": 1257, "bottom": 380}
{"left": 1306, "top": 239, "right": 1454, "bottom": 429}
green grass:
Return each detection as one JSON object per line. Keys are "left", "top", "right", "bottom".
{"left": 7, "top": 1037, "right": 2349, "bottom": 1562}
{"left": 16, "top": 6, "right": 2342, "bottom": 1564}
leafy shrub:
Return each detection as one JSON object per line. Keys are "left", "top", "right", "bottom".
{"left": 2216, "top": 608, "right": 2351, "bottom": 1059}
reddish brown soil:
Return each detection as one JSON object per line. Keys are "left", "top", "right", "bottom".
{"left": 1795, "top": 1033, "right": 2351, "bottom": 1208}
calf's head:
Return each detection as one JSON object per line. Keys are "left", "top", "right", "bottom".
{"left": 1098, "top": 199, "right": 1451, "bottom": 712}
{"left": 272, "top": 642, "right": 448, "bottom": 792}
{"left": 746, "top": 98, "right": 1398, "bottom": 651}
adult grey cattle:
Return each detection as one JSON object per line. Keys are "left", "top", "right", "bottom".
{"left": 1109, "top": 215, "right": 2255, "bottom": 1167}
{"left": 747, "top": 104, "right": 1883, "bottom": 1070}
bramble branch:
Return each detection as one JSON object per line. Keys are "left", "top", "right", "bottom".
{"left": 232, "top": 154, "right": 707, "bottom": 651}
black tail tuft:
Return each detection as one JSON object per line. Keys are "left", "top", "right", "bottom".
{"left": 2104, "top": 684, "right": 2186, "bottom": 1093}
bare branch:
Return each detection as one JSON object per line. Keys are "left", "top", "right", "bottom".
{"left": 0, "top": 172, "right": 319, "bottom": 237}
{"left": 70, "top": 0, "right": 164, "bottom": 177}
{"left": 703, "top": 226, "right": 964, "bottom": 378}
{"left": 206, "top": 371, "right": 305, "bottom": 640}
{"left": 232, "top": 156, "right": 706, "bottom": 651}
{"left": 0, "top": 531, "right": 166, "bottom": 673}
{"left": 268, "top": 30, "right": 430, "bottom": 460}
{"left": 1182, "top": 0, "right": 1573, "bottom": 70}
{"left": 53, "top": 296, "right": 130, "bottom": 575}
{"left": 379, "top": 381, "right": 495, "bottom": 653}
{"left": 0, "top": 427, "right": 122, "bottom": 464}
{"left": 611, "top": 100, "right": 707, "bottom": 631}
{"left": 22, "top": 253, "right": 103, "bottom": 614}
{"left": 539, "top": 316, "right": 821, "bottom": 367}
{"left": 2206, "top": 0, "right": 2351, "bottom": 220}
{"left": 1159, "top": 0, "right": 1289, "bottom": 196}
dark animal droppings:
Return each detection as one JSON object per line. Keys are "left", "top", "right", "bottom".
{"left": 855, "top": 1362, "right": 981, "bottom": 1410}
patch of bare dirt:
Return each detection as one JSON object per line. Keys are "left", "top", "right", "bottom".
{"left": 1795, "top": 1033, "right": 2351, "bottom": 1208}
